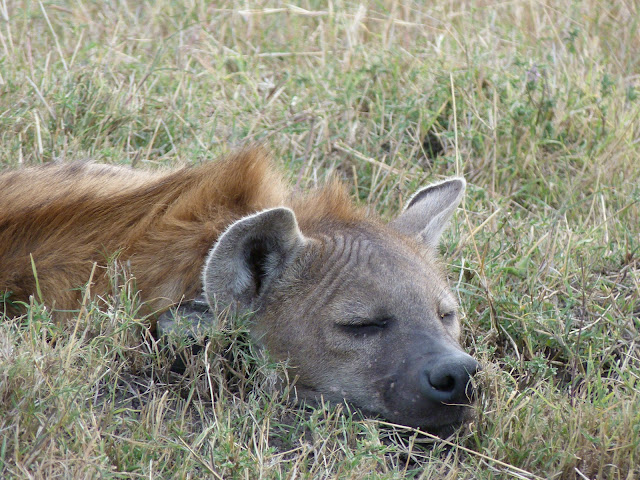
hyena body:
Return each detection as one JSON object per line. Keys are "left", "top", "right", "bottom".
{"left": 0, "top": 148, "right": 478, "bottom": 433}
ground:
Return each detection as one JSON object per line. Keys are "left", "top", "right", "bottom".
{"left": 0, "top": 1, "right": 638, "bottom": 479}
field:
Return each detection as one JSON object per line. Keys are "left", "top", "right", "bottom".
{"left": 1, "top": 1, "right": 639, "bottom": 478}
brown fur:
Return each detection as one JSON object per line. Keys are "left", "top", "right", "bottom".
{"left": 0, "top": 148, "right": 352, "bottom": 321}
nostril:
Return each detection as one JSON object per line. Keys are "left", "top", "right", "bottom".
{"left": 429, "top": 371, "right": 456, "bottom": 393}
{"left": 421, "top": 354, "right": 480, "bottom": 403}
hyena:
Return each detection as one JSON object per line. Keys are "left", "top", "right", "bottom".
{"left": 0, "top": 148, "right": 479, "bottom": 433}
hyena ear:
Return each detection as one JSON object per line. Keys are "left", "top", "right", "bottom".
{"left": 202, "top": 207, "right": 306, "bottom": 314}
{"left": 390, "top": 177, "right": 466, "bottom": 248}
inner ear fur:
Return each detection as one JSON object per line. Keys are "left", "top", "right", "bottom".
{"left": 201, "top": 207, "right": 306, "bottom": 314}
{"left": 390, "top": 177, "right": 466, "bottom": 248}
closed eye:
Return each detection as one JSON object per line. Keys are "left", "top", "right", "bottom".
{"left": 439, "top": 310, "right": 456, "bottom": 323}
{"left": 336, "top": 317, "right": 391, "bottom": 337}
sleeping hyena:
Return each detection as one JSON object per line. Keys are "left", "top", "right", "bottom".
{"left": 0, "top": 148, "right": 479, "bottom": 433}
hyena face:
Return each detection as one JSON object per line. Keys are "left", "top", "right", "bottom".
{"left": 203, "top": 178, "right": 479, "bottom": 433}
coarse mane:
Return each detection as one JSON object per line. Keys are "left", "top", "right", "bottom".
{"left": 291, "top": 179, "right": 370, "bottom": 234}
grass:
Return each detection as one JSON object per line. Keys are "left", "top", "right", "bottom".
{"left": 1, "top": 0, "right": 639, "bottom": 478}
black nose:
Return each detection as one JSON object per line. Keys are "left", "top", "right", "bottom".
{"left": 421, "top": 353, "right": 480, "bottom": 404}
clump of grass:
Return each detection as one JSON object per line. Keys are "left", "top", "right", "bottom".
{"left": 1, "top": 0, "right": 639, "bottom": 478}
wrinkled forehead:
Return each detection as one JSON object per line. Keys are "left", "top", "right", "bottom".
{"left": 313, "top": 227, "right": 455, "bottom": 303}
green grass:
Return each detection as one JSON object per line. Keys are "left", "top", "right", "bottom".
{"left": 1, "top": 1, "right": 639, "bottom": 478}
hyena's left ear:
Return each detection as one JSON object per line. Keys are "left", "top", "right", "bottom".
{"left": 202, "top": 207, "right": 306, "bottom": 314}
{"left": 390, "top": 177, "right": 466, "bottom": 248}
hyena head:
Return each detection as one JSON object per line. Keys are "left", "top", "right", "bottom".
{"left": 202, "top": 177, "right": 479, "bottom": 433}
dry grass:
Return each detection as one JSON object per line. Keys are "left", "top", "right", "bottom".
{"left": 1, "top": 0, "right": 639, "bottom": 478}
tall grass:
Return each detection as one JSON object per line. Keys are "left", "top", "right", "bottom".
{"left": 1, "top": 1, "right": 638, "bottom": 478}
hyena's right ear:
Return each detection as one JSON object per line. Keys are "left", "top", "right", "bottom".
{"left": 202, "top": 208, "right": 307, "bottom": 315}
{"left": 390, "top": 177, "right": 466, "bottom": 248}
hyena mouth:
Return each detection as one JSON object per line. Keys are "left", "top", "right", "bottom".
{"left": 375, "top": 369, "right": 478, "bottom": 434}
